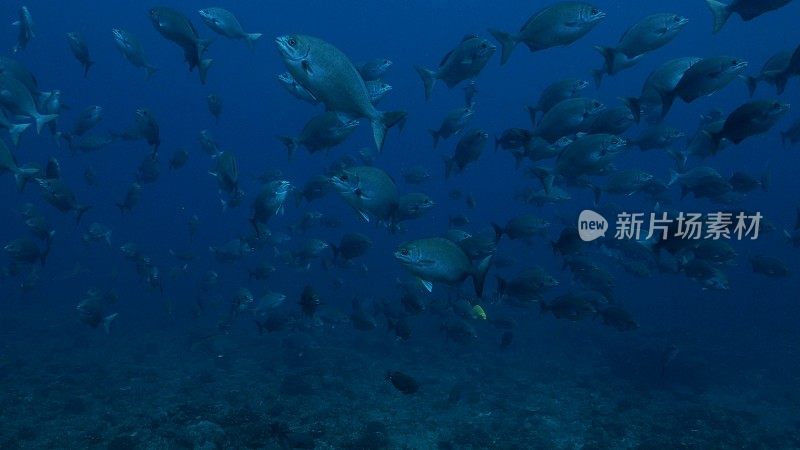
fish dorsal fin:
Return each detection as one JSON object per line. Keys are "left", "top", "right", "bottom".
{"left": 461, "top": 34, "right": 479, "bottom": 43}
{"left": 419, "top": 278, "right": 433, "bottom": 292}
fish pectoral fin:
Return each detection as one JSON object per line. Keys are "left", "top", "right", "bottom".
{"left": 301, "top": 60, "right": 314, "bottom": 76}
{"left": 357, "top": 210, "right": 370, "bottom": 223}
{"left": 12, "top": 21, "right": 20, "bottom": 26}
{"left": 460, "top": 58, "right": 474, "bottom": 65}
{"left": 418, "top": 278, "right": 433, "bottom": 292}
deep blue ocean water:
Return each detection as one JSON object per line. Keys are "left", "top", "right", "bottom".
{"left": 1, "top": 1, "right": 799, "bottom": 448}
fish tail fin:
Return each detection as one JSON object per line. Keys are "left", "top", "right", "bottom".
{"left": 102, "top": 313, "right": 119, "bottom": 335}
{"left": 84, "top": 61, "right": 95, "bottom": 78}
{"left": 9, "top": 122, "right": 31, "bottom": 147}
{"left": 667, "top": 169, "right": 681, "bottom": 187}
{"left": 488, "top": 29, "right": 515, "bottom": 65}
{"left": 592, "top": 45, "right": 615, "bottom": 87}
{"left": 621, "top": 97, "right": 641, "bottom": 123}
{"left": 775, "top": 72, "right": 789, "bottom": 95}
{"left": 198, "top": 59, "right": 213, "bottom": 84}
{"left": 371, "top": 110, "right": 407, "bottom": 152}
{"left": 76, "top": 205, "right": 91, "bottom": 224}
{"left": 34, "top": 114, "right": 58, "bottom": 134}
{"left": 278, "top": 136, "right": 298, "bottom": 160}
{"left": 658, "top": 91, "right": 675, "bottom": 121}
{"left": 116, "top": 203, "right": 127, "bottom": 215}
{"left": 145, "top": 66, "right": 157, "bottom": 80}
{"left": 429, "top": 129, "right": 440, "bottom": 148}
{"left": 667, "top": 149, "right": 688, "bottom": 172}
{"left": 705, "top": 0, "right": 731, "bottom": 34}
{"left": 414, "top": 65, "right": 437, "bottom": 100}
{"left": 743, "top": 75, "right": 758, "bottom": 97}
{"left": 472, "top": 255, "right": 493, "bottom": 298}
{"left": 245, "top": 33, "right": 262, "bottom": 51}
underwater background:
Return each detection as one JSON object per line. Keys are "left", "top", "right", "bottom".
{"left": 1, "top": 0, "right": 800, "bottom": 448}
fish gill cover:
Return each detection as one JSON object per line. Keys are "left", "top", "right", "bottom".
{"left": 1, "top": 0, "right": 799, "bottom": 448}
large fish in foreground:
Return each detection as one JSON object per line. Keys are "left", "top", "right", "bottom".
{"left": 489, "top": 2, "right": 605, "bottom": 65}
{"left": 705, "top": 0, "right": 793, "bottom": 34}
{"left": 275, "top": 35, "right": 406, "bottom": 152}
{"left": 149, "top": 7, "right": 212, "bottom": 84}
{"left": 394, "top": 237, "right": 492, "bottom": 296}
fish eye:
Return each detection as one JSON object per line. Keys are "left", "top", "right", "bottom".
{"left": 591, "top": 8, "right": 599, "bottom": 14}
{"left": 400, "top": 248, "right": 409, "bottom": 256}
{"left": 288, "top": 38, "right": 297, "bottom": 47}
{"left": 480, "top": 43, "right": 487, "bottom": 49}
{"left": 340, "top": 174, "right": 348, "bottom": 181}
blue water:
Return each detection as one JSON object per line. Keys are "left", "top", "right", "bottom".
{"left": 2, "top": 1, "right": 799, "bottom": 448}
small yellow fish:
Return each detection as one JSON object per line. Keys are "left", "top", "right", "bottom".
{"left": 471, "top": 304, "right": 487, "bottom": 320}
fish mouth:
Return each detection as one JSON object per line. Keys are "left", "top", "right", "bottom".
{"left": 731, "top": 61, "right": 749, "bottom": 71}
{"left": 673, "top": 17, "right": 690, "bottom": 28}
{"left": 274, "top": 36, "right": 308, "bottom": 61}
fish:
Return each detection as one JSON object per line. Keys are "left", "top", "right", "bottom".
{"left": 706, "top": 100, "right": 790, "bottom": 153}
{"left": 276, "top": 35, "right": 406, "bottom": 151}
{"left": 12, "top": 6, "right": 35, "bottom": 54}
{"left": 198, "top": 7, "right": 261, "bottom": 50}
{"left": 660, "top": 56, "right": 748, "bottom": 118}
{"left": 444, "top": 128, "right": 488, "bottom": 178}
{"left": 415, "top": 34, "right": 496, "bottom": 99}
{"left": 0, "top": 107, "right": 31, "bottom": 147}
{"left": 749, "top": 255, "right": 790, "bottom": 278}
{"left": 0, "top": 73, "right": 57, "bottom": 133}
{"left": 149, "top": 7, "right": 212, "bottom": 84}
{"left": 356, "top": 58, "right": 392, "bottom": 81}
{"left": 35, "top": 178, "right": 91, "bottom": 223}
{"left": 251, "top": 180, "right": 294, "bottom": 231}
{"left": 429, "top": 105, "right": 474, "bottom": 148}
{"left": 278, "top": 112, "right": 359, "bottom": 159}
{"left": 332, "top": 233, "right": 372, "bottom": 261}
{"left": 394, "top": 237, "right": 492, "bottom": 296}
{"left": 116, "top": 182, "right": 142, "bottom": 214}
{"left": 66, "top": 32, "right": 94, "bottom": 77}
{"left": 207, "top": 94, "right": 222, "bottom": 123}
{"left": 386, "top": 371, "right": 419, "bottom": 394}
{"left": 277, "top": 72, "right": 319, "bottom": 105}
{"left": 330, "top": 166, "right": 398, "bottom": 224}
{"left": 527, "top": 79, "right": 589, "bottom": 125}
{"left": 0, "top": 139, "right": 38, "bottom": 190}
{"left": 592, "top": 13, "right": 689, "bottom": 86}
{"left": 534, "top": 97, "right": 605, "bottom": 143}
{"left": 489, "top": 2, "right": 605, "bottom": 64}
{"left": 496, "top": 267, "right": 559, "bottom": 303}
{"left": 112, "top": 28, "right": 157, "bottom": 78}
{"left": 742, "top": 50, "right": 793, "bottom": 96}
{"left": 169, "top": 149, "right": 189, "bottom": 170}
{"left": 492, "top": 214, "right": 550, "bottom": 242}
{"left": 705, "top": 0, "right": 792, "bottom": 34}
{"left": 623, "top": 57, "right": 701, "bottom": 121}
